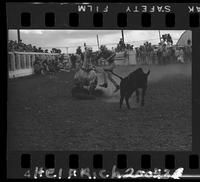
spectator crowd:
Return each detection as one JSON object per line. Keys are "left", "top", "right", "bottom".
{"left": 8, "top": 40, "right": 71, "bottom": 75}
{"left": 8, "top": 40, "right": 48, "bottom": 53}
{"left": 135, "top": 41, "right": 192, "bottom": 65}
{"left": 8, "top": 37, "right": 192, "bottom": 75}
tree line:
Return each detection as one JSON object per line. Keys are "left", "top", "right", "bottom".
{"left": 8, "top": 40, "right": 62, "bottom": 53}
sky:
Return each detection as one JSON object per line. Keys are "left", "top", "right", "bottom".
{"left": 8, "top": 30, "right": 185, "bottom": 53}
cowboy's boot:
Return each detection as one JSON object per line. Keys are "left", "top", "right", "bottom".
{"left": 99, "top": 83, "right": 108, "bottom": 88}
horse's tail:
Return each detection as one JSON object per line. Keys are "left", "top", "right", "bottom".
{"left": 109, "top": 71, "right": 123, "bottom": 80}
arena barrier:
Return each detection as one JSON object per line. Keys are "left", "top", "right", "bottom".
{"left": 114, "top": 50, "right": 137, "bottom": 65}
{"left": 8, "top": 52, "right": 60, "bottom": 78}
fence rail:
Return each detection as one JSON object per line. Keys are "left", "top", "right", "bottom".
{"left": 8, "top": 52, "right": 60, "bottom": 78}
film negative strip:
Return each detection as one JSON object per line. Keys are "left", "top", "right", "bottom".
{"left": 6, "top": 1, "right": 200, "bottom": 180}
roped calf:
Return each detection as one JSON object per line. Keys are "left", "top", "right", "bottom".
{"left": 110, "top": 68, "right": 150, "bottom": 109}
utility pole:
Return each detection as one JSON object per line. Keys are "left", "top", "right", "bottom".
{"left": 96, "top": 35, "right": 100, "bottom": 51}
{"left": 158, "top": 30, "right": 161, "bottom": 43}
{"left": 65, "top": 47, "right": 68, "bottom": 54}
{"left": 17, "top": 29, "right": 21, "bottom": 43}
{"left": 121, "top": 30, "right": 125, "bottom": 44}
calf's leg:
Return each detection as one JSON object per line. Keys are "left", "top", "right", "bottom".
{"left": 125, "top": 96, "right": 131, "bottom": 109}
{"left": 136, "top": 89, "right": 140, "bottom": 103}
{"left": 119, "top": 94, "right": 124, "bottom": 108}
{"left": 141, "top": 88, "right": 146, "bottom": 106}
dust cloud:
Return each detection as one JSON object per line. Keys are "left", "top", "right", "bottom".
{"left": 97, "top": 63, "right": 191, "bottom": 103}
{"left": 147, "top": 64, "right": 191, "bottom": 83}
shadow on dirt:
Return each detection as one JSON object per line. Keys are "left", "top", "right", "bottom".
{"left": 71, "top": 87, "right": 105, "bottom": 100}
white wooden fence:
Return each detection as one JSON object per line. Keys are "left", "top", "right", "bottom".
{"left": 8, "top": 52, "right": 60, "bottom": 78}
{"left": 114, "top": 50, "right": 137, "bottom": 65}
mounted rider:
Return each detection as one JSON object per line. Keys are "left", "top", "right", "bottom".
{"left": 74, "top": 43, "right": 97, "bottom": 91}
{"left": 81, "top": 43, "right": 94, "bottom": 71}
{"left": 95, "top": 52, "right": 120, "bottom": 93}
{"left": 74, "top": 43, "right": 120, "bottom": 93}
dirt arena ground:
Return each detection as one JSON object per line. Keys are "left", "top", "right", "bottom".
{"left": 7, "top": 63, "right": 192, "bottom": 151}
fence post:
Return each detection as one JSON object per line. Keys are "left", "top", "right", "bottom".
{"left": 17, "top": 53, "right": 21, "bottom": 69}
{"left": 23, "top": 54, "right": 26, "bottom": 69}
{"left": 10, "top": 52, "right": 16, "bottom": 71}
{"left": 27, "top": 54, "right": 31, "bottom": 68}
{"left": 32, "top": 54, "right": 35, "bottom": 67}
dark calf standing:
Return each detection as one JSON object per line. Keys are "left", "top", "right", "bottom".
{"left": 111, "top": 68, "right": 150, "bottom": 109}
